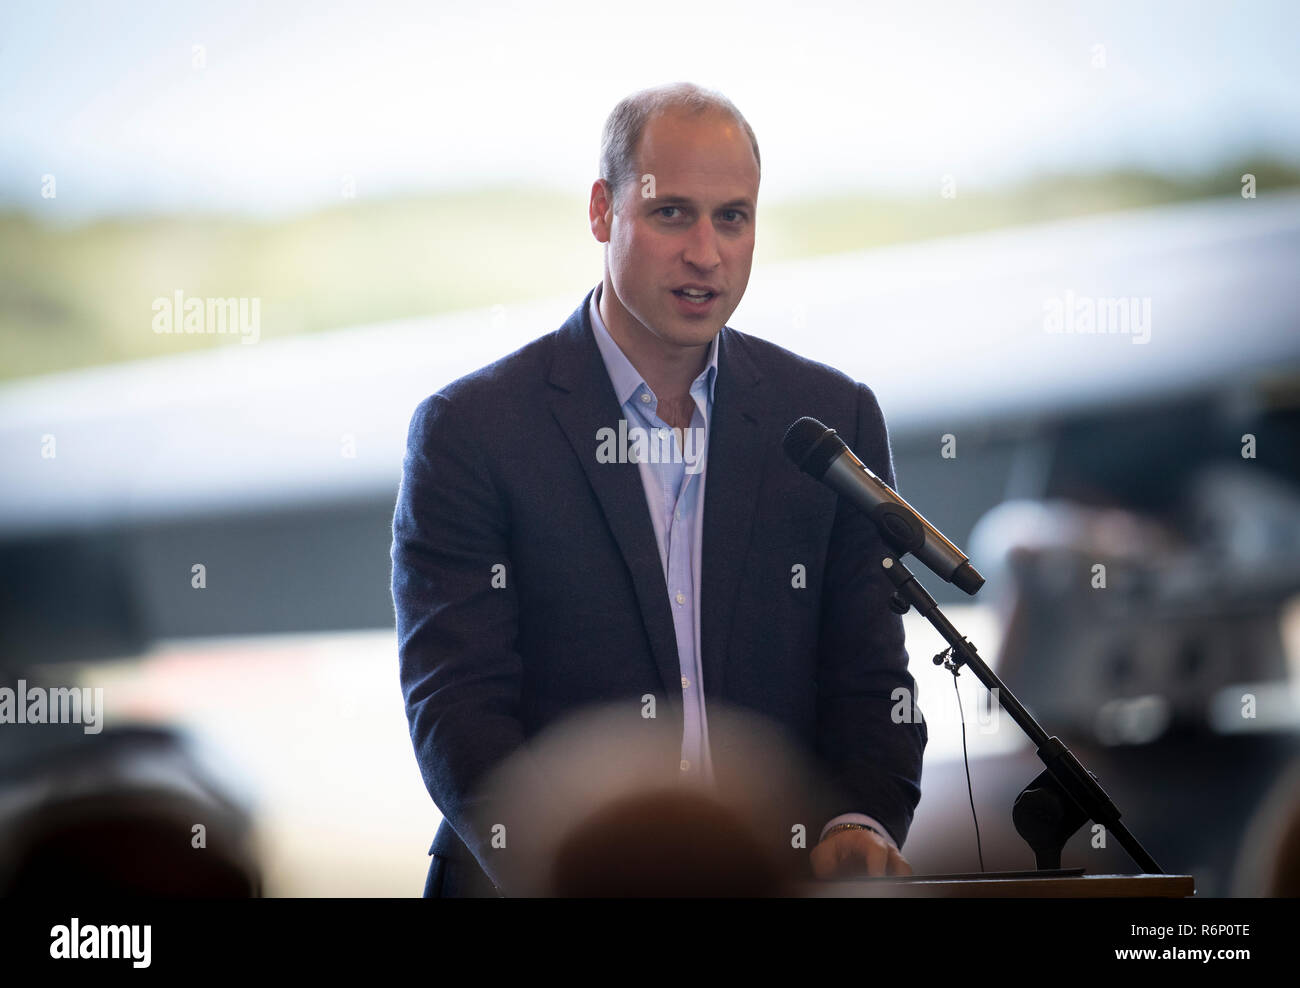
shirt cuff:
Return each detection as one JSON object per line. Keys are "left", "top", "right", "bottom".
{"left": 820, "top": 813, "right": 898, "bottom": 850}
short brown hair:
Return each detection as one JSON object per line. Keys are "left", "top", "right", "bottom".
{"left": 599, "top": 82, "right": 761, "bottom": 206}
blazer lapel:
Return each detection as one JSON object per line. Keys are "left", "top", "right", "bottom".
{"left": 546, "top": 291, "right": 770, "bottom": 713}
{"left": 699, "top": 327, "right": 766, "bottom": 702}
{"left": 546, "top": 290, "right": 683, "bottom": 705}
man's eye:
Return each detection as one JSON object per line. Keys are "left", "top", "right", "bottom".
{"left": 658, "top": 206, "right": 681, "bottom": 218}
{"left": 722, "top": 210, "right": 744, "bottom": 223}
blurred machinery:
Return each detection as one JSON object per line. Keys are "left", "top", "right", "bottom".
{"left": 900, "top": 379, "right": 1300, "bottom": 895}
{"left": 0, "top": 723, "right": 261, "bottom": 897}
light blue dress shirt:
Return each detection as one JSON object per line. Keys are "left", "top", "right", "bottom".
{"left": 588, "top": 285, "right": 718, "bottom": 787}
{"left": 587, "top": 284, "right": 898, "bottom": 850}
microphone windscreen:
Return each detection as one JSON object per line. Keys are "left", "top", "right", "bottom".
{"left": 783, "top": 416, "right": 845, "bottom": 478}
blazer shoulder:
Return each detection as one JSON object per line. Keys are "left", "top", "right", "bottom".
{"left": 435, "top": 330, "right": 560, "bottom": 406}
{"left": 724, "top": 326, "right": 880, "bottom": 402}
{"left": 722, "top": 327, "right": 894, "bottom": 466}
{"left": 403, "top": 326, "right": 567, "bottom": 435}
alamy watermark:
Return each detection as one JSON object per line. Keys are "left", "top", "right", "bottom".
{"left": 50, "top": 918, "right": 150, "bottom": 967}
{"left": 0, "top": 680, "right": 104, "bottom": 734}
{"left": 1043, "top": 290, "right": 1151, "bottom": 344}
{"left": 596, "top": 420, "right": 707, "bottom": 475}
{"left": 152, "top": 290, "right": 261, "bottom": 344}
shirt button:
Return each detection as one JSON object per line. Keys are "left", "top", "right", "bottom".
{"left": 676, "top": 592, "right": 686, "bottom": 605}
{"left": 640, "top": 393, "right": 652, "bottom": 403}
{"left": 681, "top": 676, "right": 689, "bottom": 689}
{"left": 680, "top": 760, "right": 690, "bottom": 772}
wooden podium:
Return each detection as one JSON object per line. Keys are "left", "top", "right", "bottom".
{"left": 799, "top": 871, "right": 1196, "bottom": 897}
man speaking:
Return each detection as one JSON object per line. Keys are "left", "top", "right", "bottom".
{"left": 392, "top": 82, "right": 927, "bottom": 897}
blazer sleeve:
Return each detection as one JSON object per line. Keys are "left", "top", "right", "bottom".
{"left": 391, "top": 391, "right": 531, "bottom": 891}
{"left": 814, "top": 382, "right": 928, "bottom": 847}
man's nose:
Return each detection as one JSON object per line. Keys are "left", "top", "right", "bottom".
{"left": 682, "top": 219, "right": 722, "bottom": 270}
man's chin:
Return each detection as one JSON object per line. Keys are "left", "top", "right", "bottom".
{"left": 670, "top": 328, "right": 722, "bottom": 350}
{"left": 660, "top": 315, "right": 724, "bottom": 347}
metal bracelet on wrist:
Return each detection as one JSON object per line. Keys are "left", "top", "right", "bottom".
{"left": 824, "top": 821, "right": 884, "bottom": 841}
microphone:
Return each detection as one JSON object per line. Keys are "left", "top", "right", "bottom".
{"left": 783, "top": 416, "right": 984, "bottom": 595}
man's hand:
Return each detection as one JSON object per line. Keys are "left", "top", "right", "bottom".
{"left": 810, "top": 827, "right": 912, "bottom": 879}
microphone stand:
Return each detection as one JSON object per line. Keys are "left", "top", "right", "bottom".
{"left": 879, "top": 552, "right": 1164, "bottom": 874}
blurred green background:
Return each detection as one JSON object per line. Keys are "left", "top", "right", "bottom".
{"left": 6, "top": 160, "right": 1296, "bottom": 383}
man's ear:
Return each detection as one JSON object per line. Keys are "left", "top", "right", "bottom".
{"left": 589, "top": 179, "right": 614, "bottom": 243}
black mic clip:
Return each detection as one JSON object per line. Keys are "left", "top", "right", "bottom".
{"left": 869, "top": 502, "right": 927, "bottom": 558}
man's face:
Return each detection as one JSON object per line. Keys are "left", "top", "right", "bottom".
{"left": 591, "top": 109, "right": 758, "bottom": 353}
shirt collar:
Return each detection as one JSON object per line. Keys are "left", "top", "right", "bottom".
{"left": 588, "top": 283, "right": 719, "bottom": 407}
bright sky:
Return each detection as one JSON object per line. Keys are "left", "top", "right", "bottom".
{"left": 2, "top": 0, "right": 1299, "bottom": 218}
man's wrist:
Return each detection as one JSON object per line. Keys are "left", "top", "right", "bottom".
{"left": 820, "top": 813, "right": 898, "bottom": 849}
{"left": 823, "top": 821, "right": 884, "bottom": 841}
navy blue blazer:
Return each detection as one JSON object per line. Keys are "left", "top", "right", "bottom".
{"left": 392, "top": 286, "right": 927, "bottom": 895}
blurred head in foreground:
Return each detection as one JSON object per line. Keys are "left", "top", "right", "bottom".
{"left": 550, "top": 786, "right": 785, "bottom": 897}
{"left": 469, "top": 701, "right": 840, "bottom": 896}
{"left": 0, "top": 726, "right": 260, "bottom": 897}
